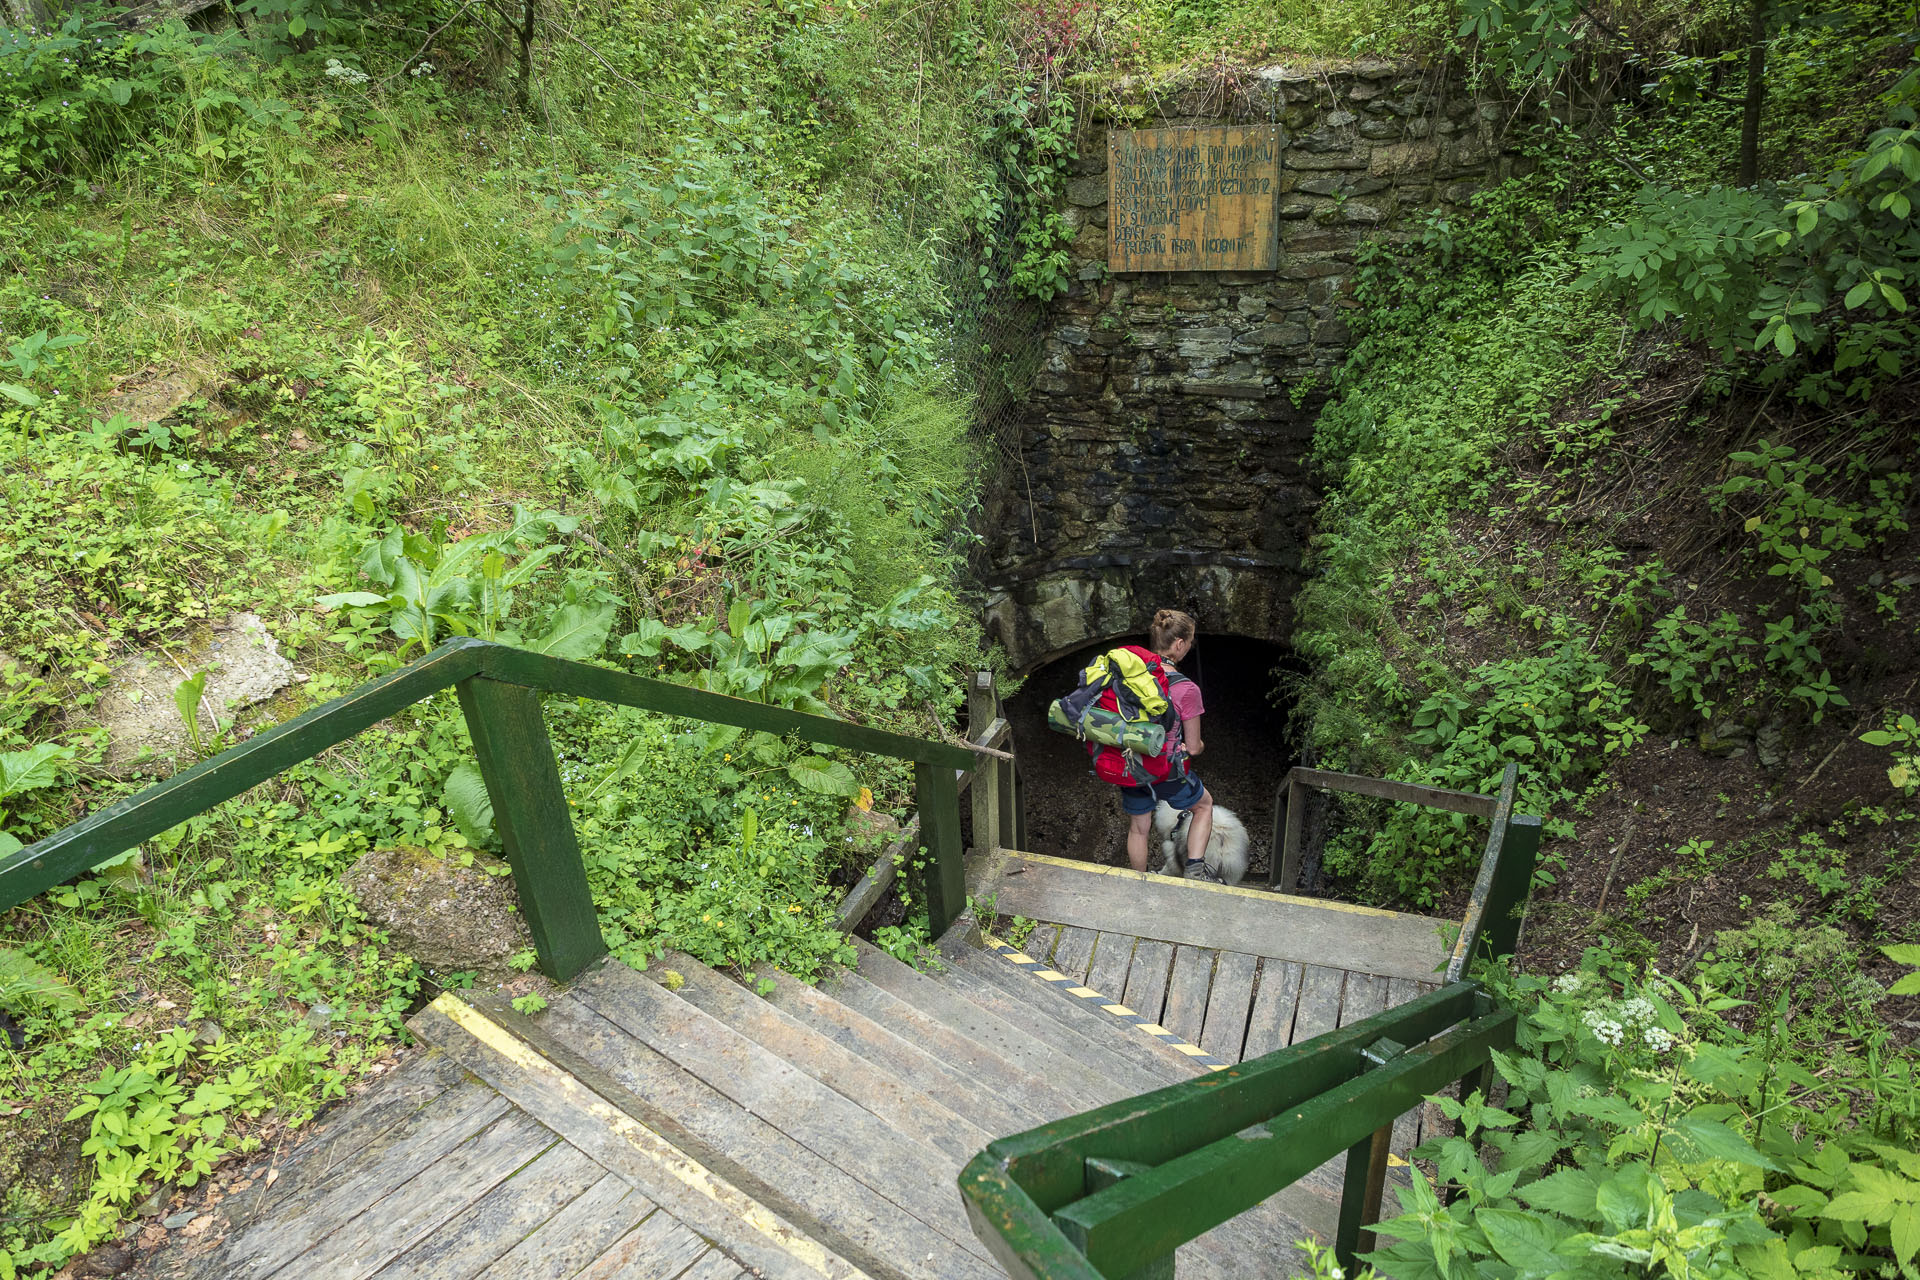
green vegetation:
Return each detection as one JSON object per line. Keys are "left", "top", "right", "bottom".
{"left": 0, "top": 0, "right": 1084, "bottom": 1270}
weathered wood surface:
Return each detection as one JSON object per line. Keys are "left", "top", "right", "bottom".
{"left": 1050, "top": 923, "right": 1099, "bottom": 983}
{"left": 979, "top": 850, "right": 1451, "bottom": 980}
{"left": 575, "top": 962, "right": 998, "bottom": 1270}
{"left": 1243, "top": 959, "right": 1303, "bottom": 1060}
{"left": 1109, "top": 126, "right": 1280, "bottom": 272}
{"left": 512, "top": 992, "right": 981, "bottom": 1280}
{"left": 412, "top": 997, "right": 869, "bottom": 1280}
{"left": 472, "top": 1175, "right": 657, "bottom": 1280}
{"left": 649, "top": 953, "right": 992, "bottom": 1165}
{"left": 1121, "top": 938, "right": 1175, "bottom": 1025}
{"left": 1084, "top": 930, "right": 1137, "bottom": 1002}
{"left": 1197, "top": 949, "right": 1258, "bottom": 1062}
{"left": 1160, "top": 945, "right": 1215, "bottom": 1047}
{"left": 941, "top": 937, "right": 1203, "bottom": 1084}
{"left": 368, "top": 1137, "right": 600, "bottom": 1280}
{"left": 1288, "top": 766, "right": 1497, "bottom": 818}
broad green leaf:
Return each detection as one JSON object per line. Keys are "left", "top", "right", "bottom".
{"left": 1672, "top": 1114, "right": 1779, "bottom": 1171}
{"left": 287, "top": 13, "right": 307, "bottom": 35}
{"left": 1845, "top": 281, "right": 1875, "bottom": 308}
{"left": 1478, "top": 1208, "right": 1569, "bottom": 1273}
{"left": 1822, "top": 1190, "right": 1896, "bottom": 1226}
{"left": 0, "top": 946, "right": 84, "bottom": 1013}
{"left": 1891, "top": 1203, "right": 1920, "bottom": 1266}
{"left": 527, "top": 603, "right": 616, "bottom": 661}
{"left": 1517, "top": 1167, "right": 1602, "bottom": 1222}
{"left": 787, "top": 756, "right": 858, "bottom": 796}
{"left": 1883, "top": 943, "right": 1920, "bottom": 965}
{"left": 617, "top": 619, "right": 669, "bottom": 658}
{"left": 0, "top": 830, "right": 21, "bottom": 858}
{"left": 1793, "top": 1244, "right": 1841, "bottom": 1271}
{"left": 316, "top": 591, "right": 389, "bottom": 609}
{"left": 443, "top": 763, "right": 495, "bottom": 848}
{"left": 0, "top": 382, "right": 40, "bottom": 408}
{"left": 0, "top": 743, "right": 75, "bottom": 801}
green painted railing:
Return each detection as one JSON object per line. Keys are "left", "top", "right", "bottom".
{"left": 964, "top": 762, "right": 1542, "bottom": 1279}
{"left": 0, "top": 639, "right": 977, "bottom": 980}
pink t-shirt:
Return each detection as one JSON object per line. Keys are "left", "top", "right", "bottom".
{"left": 1164, "top": 671, "right": 1204, "bottom": 755}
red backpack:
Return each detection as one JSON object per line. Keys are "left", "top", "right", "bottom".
{"left": 1051, "top": 645, "right": 1191, "bottom": 787}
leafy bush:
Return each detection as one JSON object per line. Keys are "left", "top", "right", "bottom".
{"left": 1346, "top": 949, "right": 1919, "bottom": 1280}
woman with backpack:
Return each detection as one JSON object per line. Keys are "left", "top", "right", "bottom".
{"left": 1119, "top": 609, "right": 1218, "bottom": 879}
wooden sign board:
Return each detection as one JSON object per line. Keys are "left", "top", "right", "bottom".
{"left": 1108, "top": 126, "right": 1280, "bottom": 273}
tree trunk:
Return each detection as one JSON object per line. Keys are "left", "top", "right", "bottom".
{"left": 1738, "top": 0, "right": 1766, "bottom": 186}
{"left": 515, "top": 0, "right": 535, "bottom": 112}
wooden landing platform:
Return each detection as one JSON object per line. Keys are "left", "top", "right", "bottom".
{"left": 969, "top": 848, "right": 1454, "bottom": 1161}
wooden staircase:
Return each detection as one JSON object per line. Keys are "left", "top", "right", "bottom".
{"left": 143, "top": 874, "right": 1362, "bottom": 1280}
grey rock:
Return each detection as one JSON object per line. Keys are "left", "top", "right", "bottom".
{"left": 94, "top": 612, "right": 300, "bottom": 772}
{"left": 1756, "top": 722, "right": 1788, "bottom": 769}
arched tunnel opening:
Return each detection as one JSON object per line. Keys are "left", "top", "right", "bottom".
{"left": 1003, "top": 634, "right": 1302, "bottom": 878}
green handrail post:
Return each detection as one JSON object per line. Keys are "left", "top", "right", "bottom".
{"left": 917, "top": 759, "right": 966, "bottom": 940}
{"left": 1077, "top": 1159, "right": 1172, "bottom": 1280}
{"left": 1480, "top": 813, "right": 1541, "bottom": 965}
{"left": 1334, "top": 1036, "right": 1405, "bottom": 1273}
{"left": 456, "top": 675, "right": 606, "bottom": 982}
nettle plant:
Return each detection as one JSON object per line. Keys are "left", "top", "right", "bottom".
{"left": 1345, "top": 957, "right": 1920, "bottom": 1280}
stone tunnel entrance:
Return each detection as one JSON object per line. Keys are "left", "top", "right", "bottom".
{"left": 1004, "top": 634, "right": 1301, "bottom": 879}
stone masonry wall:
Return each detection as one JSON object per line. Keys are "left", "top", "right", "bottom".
{"left": 982, "top": 61, "right": 1529, "bottom": 672}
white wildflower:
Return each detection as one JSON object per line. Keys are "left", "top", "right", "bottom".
{"left": 1552, "top": 973, "right": 1584, "bottom": 994}
{"left": 324, "top": 58, "right": 370, "bottom": 85}
{"left": 1617, "top": 996, "right": 1656, "bottom": 1026}
{"left": 1581, "top": 1010, "right": 1625, "bottom": 1047}
{"left": 410, "top": 61, "right": 435, "bottom": 76}
{"left": 1643, "top": 1026, "right": 1676, "bottom": 1054}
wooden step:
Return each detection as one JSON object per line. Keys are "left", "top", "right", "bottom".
{"left": 977, "top": 849, "right": 1452, "bottom": 981}
{"left": 846, "top": 941, "right": 1139, "bottom": 1107}
{"left": 571, "top": 962, "right": 999, "bottom": 1273}
{"left": 938, "top": 936, "right": 1206, "bottom": 1085}
{"left": 916, "top": 942, "right": 1190, "bottom": 1095}
{"left": 409, "top": 993, "right": 871, "bottom": 1280}
{"left": 467, "top": 982, "right": 993, "bottom": 1280}
{"left": 754, "top": 964, "right": 1046, "bottom": 1138}
{"left": 641, "top": 952, "right": 996, "bottom": 1166}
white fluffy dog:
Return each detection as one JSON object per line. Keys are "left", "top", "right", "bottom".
{"left": 1151, "top": 800, "right": 1250, "bottom": 886}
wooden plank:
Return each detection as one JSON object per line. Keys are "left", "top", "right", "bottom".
{"left": 1447, "top": 762, "right": 1518, "bottom": 982}
{"left": 1050, "top": 925, "right": 1099, "bottom": 984}
{"left": 1289, "top": 767, "right": 1496, "bottom": 819}
{"left": 1122, "top": 939, "right": 1176, "bottom": 1026}
{"left": 755, "top": 966, "right": 1040, "bottom": 1137}
{"left": 285, "top": 1108, "right": 559, "bottom": 1279}
{"left": 1278, "top": 778, "right": 1304, "bottom": 892}
{"left": 1339, "top": 973, "right": 1390, "bottom": 1029}
{"left": 969, "top": 675, "right": 1002, "bottom": 855}
{"left": 1293, "top": 966, "right": 1347, "bottom": 1045}
{"left": 845, "top": 941, "right": 1138, "bottom": 1105}
{"left": 1022, "top": 922, "right": 1062, "bottom": 964}
{"left": 676, "top": 1252, "right": 750, "bottom": 1280}
{"left": 834, "top": 817, "right": 918, "bottom": 933}
{"left": 573, "top": 1208, "right": 711, "bottom": 1280}
{"left": 474, "top": 1175, "right": 656, "bottom": 1280}
{"left": 413, "top": 997, "right": 870, "bottom": 1280}
{"left": 1084, "top": 931, "right": 1136, "bottom": 1003}
{"left": 648, "top": 954, "right": 993, "bottom": 1164}
{"left": 370, "top": 1139, "right": 603, "bottom": 1280}
{"left": 1198, "top": 951, "right": 1259, "bottom": 1064}
{"left": 1160, "top": 946, "right": 1216, "bottom": 1048}
{"left": 940, "top": 939, "right": 1203, "bottom": 1086}
{"left": 575, "top": 964, "right": 999, "bottom": 1271}
{"left": 981, "top": 851, "right": 1451, "bottom": 981}
{"left": 1243, "top": 959, "right": 1302, "bottom": 1060}
{"left": 817, "top": 967, "right": 1072, "bottom": 1121}
{"left": 208, "top": 1082, "right": 513, "bottom": 1277}
{"left": 1108, "top": 126, "right": 1279, "bottom": 273}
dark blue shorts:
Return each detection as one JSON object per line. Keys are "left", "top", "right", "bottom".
{"left": 1119, "top": 773, "right": 1205, "bottom": 816}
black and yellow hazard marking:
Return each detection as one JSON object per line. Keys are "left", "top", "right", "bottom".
{"left": 983, "top": 935, "right": 1234, "bottom": 1073}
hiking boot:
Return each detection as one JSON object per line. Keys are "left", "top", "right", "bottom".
{"left": 1183, "top": 857, "right": 1223, "bottom": 884}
